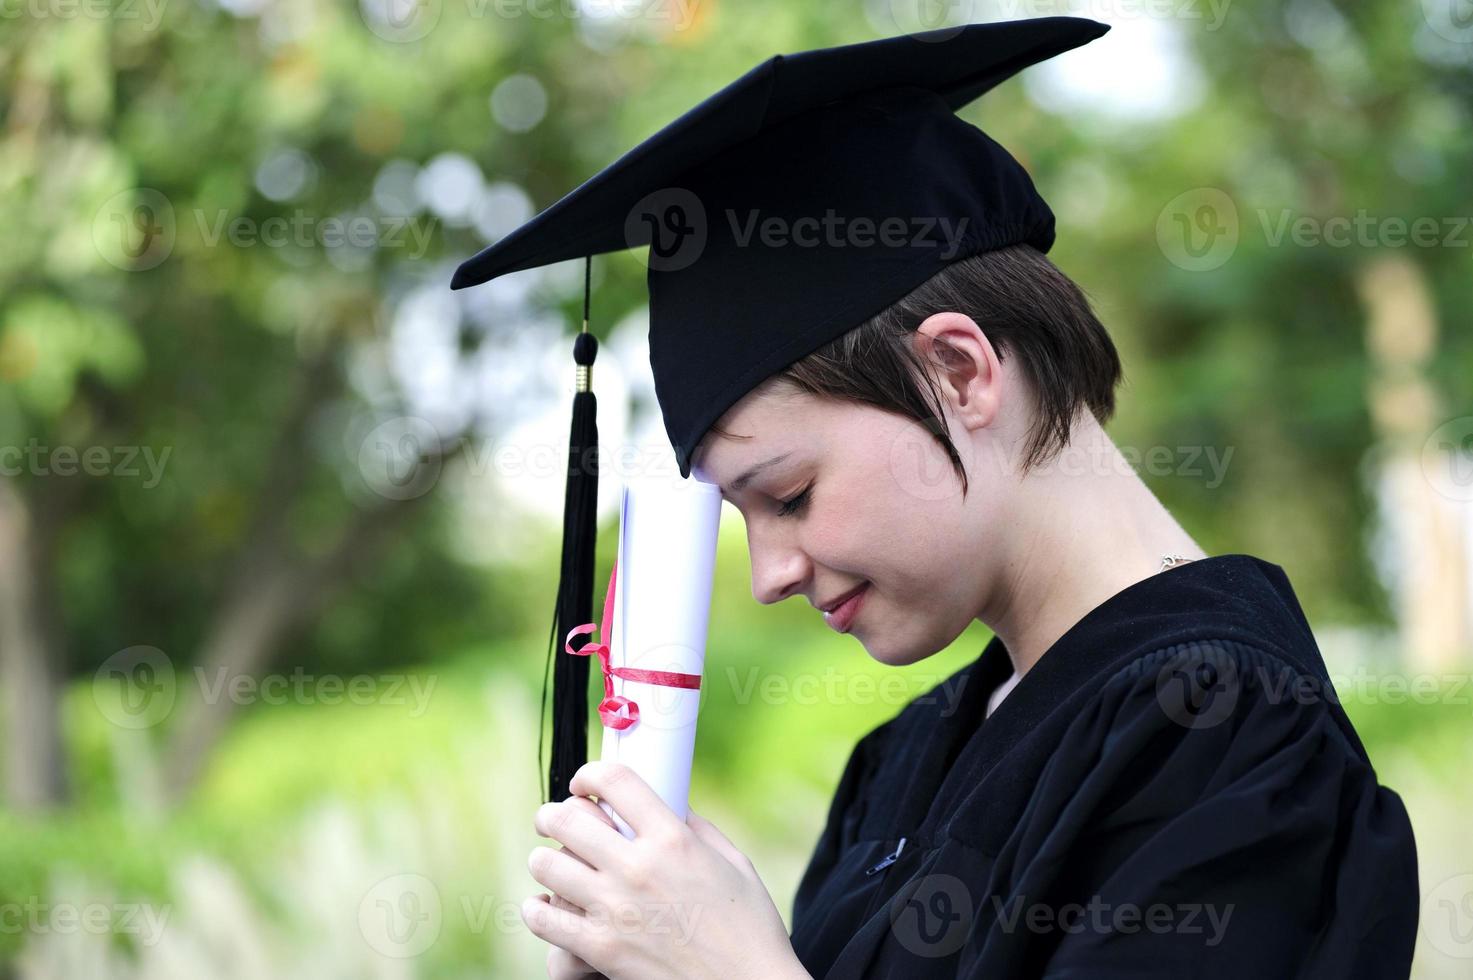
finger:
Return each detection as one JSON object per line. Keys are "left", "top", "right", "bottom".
{"left": 686, "top": 808, "right": 753, "bottom": 872}
{"left": 557, "top": 843, "right": 596, "bottom": 873}
{"left": 564, "top": 795, "right": 618, "bottom": 831}
{"left": 549, "top": 891, "right": 586, "bottom": 915}
{"left": 553, "top": 800, "right": 608, "bottom": 873}
{"left": 528, "top": 846, "right": 600, "bottom": 910}
{"left": 522, "top": 894, "right": 597, "bottom": 965}
{"left": 568, "top": 761, "right": 681, "bottom": 840}
{"left": 533, "top": 798, "right": 630, "bottom": 873}
{"left": 553, "top": 801, "right": 609, "bottom": 872}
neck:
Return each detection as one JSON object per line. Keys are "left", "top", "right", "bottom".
{"left": 978, "top": 417, "right": 1207, "bottom": 679}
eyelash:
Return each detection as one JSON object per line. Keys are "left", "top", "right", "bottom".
{"left": 777, "top": 484, "right": 812, "bottom": 518}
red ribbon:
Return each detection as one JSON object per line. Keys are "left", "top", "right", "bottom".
{"left": 564, "top": 556, "right": 702, "bottom": 731}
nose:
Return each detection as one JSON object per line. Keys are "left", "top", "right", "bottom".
{"left": 746, "top": 520, "right": 809, "bottom": 605}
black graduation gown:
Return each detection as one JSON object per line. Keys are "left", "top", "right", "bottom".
{"left": 789, "top": 554, "right": 1419, "bottom": 979}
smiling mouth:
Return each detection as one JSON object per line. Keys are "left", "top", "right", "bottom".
{"left": 821, "top": 582, "right": 870, "bottom": 633}
{"left": 819, "top": 582, "right": 868, "bottom": 613}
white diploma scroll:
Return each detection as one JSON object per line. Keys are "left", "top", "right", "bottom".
{"left": 597, "top": 474, "right": 722, "bottom": 839}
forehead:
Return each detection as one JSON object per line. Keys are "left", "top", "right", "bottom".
{"left": 692, "top": 385, "right": 812, "bottom": 488}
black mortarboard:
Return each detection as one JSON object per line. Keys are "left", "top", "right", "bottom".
{"left": 451, "top": 16, "right": 1110, "bottom": 803}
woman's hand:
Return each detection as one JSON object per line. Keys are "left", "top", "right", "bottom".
{"left": 539, "top": 796, "right": 615, "bottom": 979}
{"left": 522, "top": 761, "right": 810, "bottom": 980}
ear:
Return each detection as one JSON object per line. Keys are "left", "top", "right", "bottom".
{"left": 912, "top": 311, "right": 1003, "bottom": 432}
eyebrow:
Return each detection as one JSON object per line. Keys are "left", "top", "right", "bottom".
{"left": 726, "top": 452, "right": 793, "bottom": 494}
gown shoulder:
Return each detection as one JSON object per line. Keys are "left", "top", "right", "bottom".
{"left": 940, "top": 637, "right": 1421, "bottom": 978}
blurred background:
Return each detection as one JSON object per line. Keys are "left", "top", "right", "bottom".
{"left": 1, "top": 0, "right": 1470, "bottom": 976}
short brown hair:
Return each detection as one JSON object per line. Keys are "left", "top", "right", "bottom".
{"left": 704, "top": 244, "right": 1122, "bottom": 497}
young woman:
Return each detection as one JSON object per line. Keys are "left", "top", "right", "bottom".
{"left": 452, "top": 18, "right": 1421, "bottom": 980}
{"left": 525, "top": 244, "right": 1417, "bottom": 979}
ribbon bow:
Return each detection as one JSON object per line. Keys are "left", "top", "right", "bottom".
{"left": 564, "top": 557, "right": 702, "bottom": 731}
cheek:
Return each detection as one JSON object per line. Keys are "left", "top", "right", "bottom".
{"left": 807, "top": 489, "right": 870, "bottom": 559}
{"left": 819, "top": 465, "right": 965, "bottom": 584}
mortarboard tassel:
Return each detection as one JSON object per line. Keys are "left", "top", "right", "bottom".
{"left": 541, "top": 255, "right": 599, "bottom": 805}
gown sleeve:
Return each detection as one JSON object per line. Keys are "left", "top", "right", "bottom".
{"left": 955, "top": 639, "right": 1420, "bottom": 980}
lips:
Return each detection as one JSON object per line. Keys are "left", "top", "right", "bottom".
{"left": 820, "top": 582, "right": 868, "bottom": 613}
{"left": 822, "top": 582, "right": 870, "bottom": 633}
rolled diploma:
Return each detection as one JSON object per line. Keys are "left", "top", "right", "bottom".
{"left": 598, "top": 475, "right": 722, "bottom": 839}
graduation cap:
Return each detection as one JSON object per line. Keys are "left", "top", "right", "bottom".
{"left": 450, "top": 16, "right": 1111, "bottom": 804}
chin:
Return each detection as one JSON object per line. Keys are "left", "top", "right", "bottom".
{"left": 861, "top": 615, "right": 964, "bottom": 667}
{"left": 873, "top": 649, "right": 932, "bottom": 667}
{"left": 859, "top": 629, "right": 945, "bottom": 668}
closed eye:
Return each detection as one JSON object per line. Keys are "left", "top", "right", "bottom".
{"left": 777, "top": 484, "right": 812, "bottom": 518}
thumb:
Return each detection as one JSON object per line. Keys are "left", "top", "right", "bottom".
{"left": 685, "top": 807, "right": 754, "bottom": 873}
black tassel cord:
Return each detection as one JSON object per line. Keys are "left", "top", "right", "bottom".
{"left": 541, "top": 255, "right": 599, "bottom": 805}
